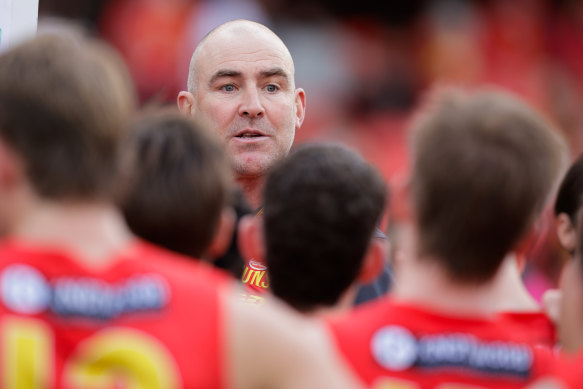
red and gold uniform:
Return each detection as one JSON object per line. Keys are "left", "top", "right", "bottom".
{"left": 327, "top": 298, "right": 557, "bottom": 389}
{"left": 0, "top": 238, "right": 229, "bottom": 388}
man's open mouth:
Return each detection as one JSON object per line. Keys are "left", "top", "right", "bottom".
{"left": 234, "top": 129, "right": 267, "bottom": 139}
{"left": 236, "top": 133, "right": 263, "bottom": 138}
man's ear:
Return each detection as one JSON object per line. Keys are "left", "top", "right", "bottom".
{"left": 557, "top": 212, "right": 577, "bottom": 253}
{"left": 205, "top": 207, "right": 236, "bottom": 260}
{"left": 294, "top": 88, "right": 306, "bottom": 130}
{"left": 238, "top": 215, "right": 265, "bottom": 264}
{"left": 177, "top": 91, "right": 196, "bottom": 116}
{"left": 357, "top": 237, "right": 388, "bottom": 284}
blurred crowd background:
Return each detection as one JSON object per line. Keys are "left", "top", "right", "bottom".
{"left": 37, "top": 0, "right": 583, "bottom": 300}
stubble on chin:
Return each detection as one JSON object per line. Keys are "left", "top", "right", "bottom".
{"left": 231, "top": 153, "right": 273, "bottom": 178}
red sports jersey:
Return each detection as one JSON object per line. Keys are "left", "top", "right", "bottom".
{"left": 327, "top": 298, "right": 558, "bottom": 389}
{"left": 0, "top": 238, "right": 230, "bottom": 388}
{"left": 496, "top": 311, "right": 556, "bottom": 349}
{"left": 547, "top": 352, "right": 583, "bottom": 388}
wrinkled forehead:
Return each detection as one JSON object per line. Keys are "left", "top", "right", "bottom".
{"left": 193, "top": 26, "right": 295, "bottom": 85}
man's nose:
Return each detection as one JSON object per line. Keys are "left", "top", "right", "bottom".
{"left": 239, "top": 88, "right": 265, "bottom": 118}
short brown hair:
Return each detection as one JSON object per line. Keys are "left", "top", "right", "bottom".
{"left": 117, "top": 111, "right": 232, "bottom": 258}
{"left": 0, "top": 35, "right": 135, "bottom": 200}
{"left": 263, "top": 143, "right": 387, "bottom": 311}
{"left": 410, "top": 87, "right": 566, "bottom": 283}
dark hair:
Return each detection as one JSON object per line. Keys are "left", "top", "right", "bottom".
{"left": 0, "top": 35, "right": 135, "bottom": 200}
{"left": 263, "top": 143, "right": 387, "bottom": 312}
{"left": 555, "top": 154, "right": 583, "bottom": 225}
{"left": 117, "top": 111, "right": 232, "bottom": 258}
{"left": 410, "top": 88, "right": 566, "bottom": 284}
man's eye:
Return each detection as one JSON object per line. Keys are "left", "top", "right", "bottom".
{"left": 221, "top": 85, "right": 235, "bottom": 92}
{"left": 265, "top": 84, "right": 278, "bottom": 92}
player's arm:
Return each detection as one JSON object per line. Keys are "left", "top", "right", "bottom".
{"left": 225, "top": 288, "right": 365, "bottom": 389}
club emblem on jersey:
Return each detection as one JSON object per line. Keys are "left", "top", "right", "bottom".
{"left": 1, "top": 264, "right": 51, "bottom": 314}
{"left": 371, "top": 325, "right": 418, "bottom": 371}
{"left": 248, "top": 260, "right": 267, "bottom": 271}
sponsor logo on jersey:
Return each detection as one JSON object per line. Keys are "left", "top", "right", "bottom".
{"left": 1, "top": 264, "right": 51, "bottom": 314}
{"left": 371, "top": 325, "right": 533, "bottom": 377}
{"left": 1, "top": 264, "right": 170, "bottom": 320}
{"left": 371, "top": 326, "right": 418, "bottom": 371}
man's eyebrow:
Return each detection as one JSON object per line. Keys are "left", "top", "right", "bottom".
{"left": 260, "top": 67, "right": 290, "bottom": 83}
{"left": 208, "top": 69, "right": 242, "bottom": 86}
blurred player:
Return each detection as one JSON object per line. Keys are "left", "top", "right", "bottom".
{"left": 537, "top": 206, "right": 583, "bottom": 389}
{"left": 178, "top": 18, "right": 391, "bottom": 303}
{"left": 538, "top": 155, "right": 583, "bottom": 326}
{"left": 0, "top": 34, "right": 363, "bottom": 389}
{"left": 240, "top": 143, "right": 387, "bottom": 314}
{"left": 117, "top": 111, "right": 235, "bottom": 262}
{"left": 327, "top": 87, "right": 566, "bottom": 388}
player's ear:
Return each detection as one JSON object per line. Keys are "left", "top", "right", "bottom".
{"left": 238, "top": 215, "right": 265, "bottom": 264}
{"left": 205, "top": 207, "right": 236, "bottom": 260}
{"left": 294, "top": 88, "right": 306, "bottom": 130}
{"left": 557, "top": 213, "right": 577, "bottom": 253}
{"left": 357, "top": 236, "right": 388, "bottom": 283}
{"left": 177, "top": 91, "right": 196, "bottom": 116}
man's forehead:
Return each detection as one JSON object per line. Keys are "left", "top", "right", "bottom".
{"left": 194, "top": 26, "right": 294, "bottom": 79}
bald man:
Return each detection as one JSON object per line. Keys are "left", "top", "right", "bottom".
{"left": 178, "top": 19, "right": 305, "bottom": 210}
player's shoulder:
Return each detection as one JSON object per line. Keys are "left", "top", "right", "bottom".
{"left": 121, "top": 239, "right": 232, "bottom": 288}
{"left": 545, "top": 352, "right": 583, "bottom": 389}
{"left": 327, "top": 298, "right": 467, "bottom": 336}
{"left": 326, "top": 299, "right": 558, "bottom": 388}
{"left": 496, "top": 310, "right": 556, "bottom": 348}
{"left": 0, "top": 237, "right": 231, "bottom": 292}
{"left": 225, "top": 294, "right": 366, "bottom": 389}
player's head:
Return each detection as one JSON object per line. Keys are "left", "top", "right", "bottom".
{"left": 554, "top": 154, "right": 583, "bottom": 255}
{"left": 177, "top": 19, "right": 306, "bottom": 179}
{"left": 410, "top": 87, "right": 565, "bottom": 284}
{"left": 241, "top": 143, "right": 387, "bottom": 312}
{"left": 117, "top": 111, "right": 234, "bottom": 259}
{"left": 0, "top": 35, "right": 135, "bottom": 203}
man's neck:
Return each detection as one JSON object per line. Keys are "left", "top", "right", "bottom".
{"left": 309, "top": 288, "right": 358, "bottom": 319}
{"left": 393, "top": 254, "right": 524, "bottom": 317}
{"left": 12, "top": 198, "right": 134, "bottom": 269}
{"left": 489, "top": 254, "right": 540, "bottom": 312}
{"left": 236, "top": 175, "right": 265, "bottom": 211}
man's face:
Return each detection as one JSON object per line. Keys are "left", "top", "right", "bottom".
{"left": 189, "top": 29, "right": 305, "bottom": 178}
